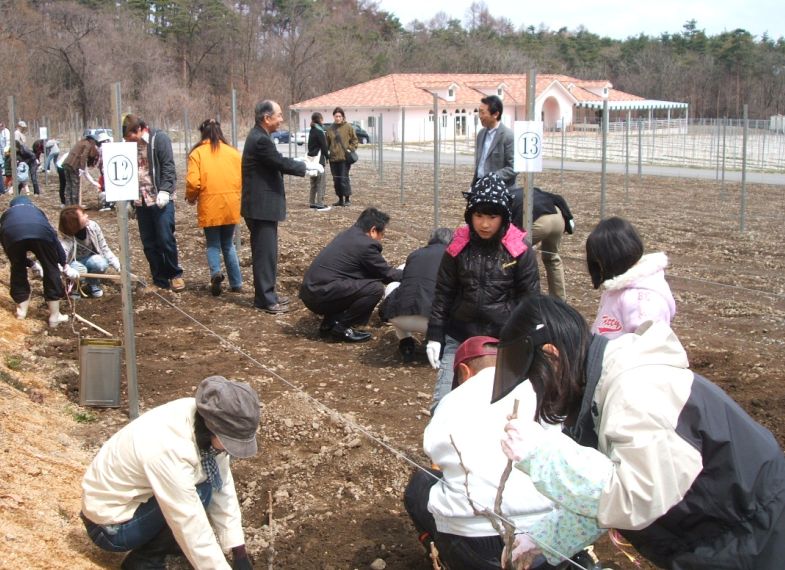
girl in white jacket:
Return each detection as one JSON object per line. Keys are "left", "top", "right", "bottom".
{"left": 58, "top": 205, "right": 119, "bottom": 297}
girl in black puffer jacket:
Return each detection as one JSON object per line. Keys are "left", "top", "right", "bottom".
{"left": 426, "top": 173, "right": 540, "bottom": 409}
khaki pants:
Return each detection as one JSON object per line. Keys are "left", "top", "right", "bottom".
{"left": 531, "top": 209, "right": 566, "bottom": 300}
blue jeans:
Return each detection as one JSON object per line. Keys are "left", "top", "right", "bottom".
{"left": 136, "top": 201, "right": 182, "bottom": 288}
{"left": 70, "top": 254, "right": 109, "bottom": 292}
{"left": 82, "top": 480, "right": 212, "bottom": 552}
{"left": 204, "top": 225, "right": 242, "bottom": 289}
{"left": 431, "top": 335, "right": 460, "bottom": 412}
{"left": 45, "top": 152, "right": 59, "bottom": 172}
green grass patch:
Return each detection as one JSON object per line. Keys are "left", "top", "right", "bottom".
{"left": 65, "top": 404, "right": 97, "bottom": 424}
{"left": 5, "top": 354, "right": 23, "bottom": 371}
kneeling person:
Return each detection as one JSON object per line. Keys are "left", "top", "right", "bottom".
{"left": 299, "top": 207, "right": 403, "bottom": 342}
{"left": 59, "top": 205, "right": 120, "bottom": 298}
{"left": 80, "top": 376, "right": 258, "bottom": 569}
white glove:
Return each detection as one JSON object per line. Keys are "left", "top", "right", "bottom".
{"left": 426, "top": 341, "right": 441, "bottom": 369}
{"left": 63, "top": 264, "right": 80, "bottom": 281}
{"left": 31, "top": 260, "right": 44, "bottom": 278}
{"left": 502, "top": 534, "right": 540, "bottom": 569}
{"left": 293, "top": 156, "right": 308, "bottom": 163}
{"left": 305, "top": 163, "right": 324, "bottom": 178}
{"left": 155, "top": 191, "right": 170, "bottom": 208}
{"left": 501, "top": 418, "right": 545, "bottom": 463}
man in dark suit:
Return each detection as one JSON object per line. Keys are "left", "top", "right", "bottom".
{"left": 241, "top": 100, "right": 323, "bottom": 314}
{"left": 472, "top": 95, "right": 516, "bottom": 188}
{"left": 299, "top": 208, "right": 403, "bottom": 342}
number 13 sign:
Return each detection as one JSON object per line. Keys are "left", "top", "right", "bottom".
{"left": 103, "top": 142, "right": 139, "bottom": 202}
{"left": 513, "top": 121, "right": 543, "bottom": 173}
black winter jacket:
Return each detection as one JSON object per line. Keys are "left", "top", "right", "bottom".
{"left": 307, "top": 125, "right": 328, "bottom": 166}
{"left": 379, "top": 241, "right": 447, "bottom": 321}
{"left": 427, "top": 224, "right": 540, "bottom": 344}
{"left": 0, "top": 196, "right": 65, "bottom": 265}
{"left": 510, "top": 187, "right": 574, "bottom": 234}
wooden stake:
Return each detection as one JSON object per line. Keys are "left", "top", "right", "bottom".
{"left": 73, "top": 313, "right": 113, "bottom": 337}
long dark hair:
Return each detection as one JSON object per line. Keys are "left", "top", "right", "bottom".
{"left": 194, "top": 411, "right": 214, "bottom": 451}
{"left": 505, "top": 295, "right": 592, "bottom": 425}
{"left": 191, "top": 118, "right": 228, "bottom": 154}
{"left": 585, "top": 217, "right": 644, "bottom": 289}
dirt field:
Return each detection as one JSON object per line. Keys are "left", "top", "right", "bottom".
{"left": 1, "top": 160, "right": 784, "bottom": 569}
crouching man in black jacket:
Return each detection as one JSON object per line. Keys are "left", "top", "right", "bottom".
{"left": 300, "top": 208, "right": 403, "bottom": 343}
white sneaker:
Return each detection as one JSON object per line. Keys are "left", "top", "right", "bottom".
{"left": 315, "top": 205, "right": 332, "bottom": 212}
{"left": 91, "top": 287, "right": 104, "bottom": 298}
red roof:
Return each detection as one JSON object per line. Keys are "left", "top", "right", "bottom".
{"left": 291, "top": 73, "right": 643, "bottom": 109}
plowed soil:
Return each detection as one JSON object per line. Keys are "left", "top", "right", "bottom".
{"left": 1, "top": 160, "right": 783, "bottom": 569}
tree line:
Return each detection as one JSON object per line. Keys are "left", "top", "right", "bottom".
{"left": 1, "top": 0, "right": 782, "bottom": 133}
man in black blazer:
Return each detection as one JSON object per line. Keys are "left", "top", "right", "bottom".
{"left": 472, "top": 95, "right": 516, "bottom": 188}
{"left": 241, "top": 100, "right": 323, "bottom": 314}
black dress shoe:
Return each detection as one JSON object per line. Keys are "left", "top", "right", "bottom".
{"left": 259, "top": 303, "right": 289, "bottom": 314}
{"left": 331, "top": 324, "right": 371, "bottom": 343}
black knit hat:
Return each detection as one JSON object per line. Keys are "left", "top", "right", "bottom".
{"left": 463, "top": 173, "right": 512, "bottom": 225}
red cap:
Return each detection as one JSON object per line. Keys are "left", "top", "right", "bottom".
{"left": 453, "top": 336, "right": 499, "bottom": 372}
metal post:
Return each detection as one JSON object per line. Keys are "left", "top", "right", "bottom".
{"left": 111, "top": 82, "right": 140, "bottom": 419}
{"left": 231, "top": 89, "right": 241, "bottom": 251}
{"left": 721, "top": 117, "right": 727, "bottom": 197}
{"left": 560, "top": 115, "right": 565, "bottom": 187}
{"left": 7, "top": 96, "right": 18, "bottom": 195}
{"left": 183, "top": 109, "right": 190, "bottom": 170}
{"left": 400, "top": 107, "right": 405, "bottom": 203}
{"left": 600, "top": 98, "right": 608, "bottom": 219}
{"left": 637, "top": 120, "right": 643, "bottom": 178}
{"left": 453, "top": 113, "right": 457, "bottom": 174}
{"left": 625, "top": 110, "right": 630, "bottom": 201}
{"left": 378, "top": 114, "right": 384, "bottom": 184}
{"left": 523, "top": 69, "right": 536, "bottom": 234}
{"left": 740, "top": 105, "right": 748, "bottom": 232}
{"left": 433, "top": 93, "right": 440, "bottom": 228}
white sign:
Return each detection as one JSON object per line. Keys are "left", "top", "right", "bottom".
{"left": 39, "top": 127, "right": 48, "bottom": 140}
{"left": 513, "top": 121, "right": 544, "bottom": 173}
{"left": 103, "top": 142, "right": 139, "bottom": 202}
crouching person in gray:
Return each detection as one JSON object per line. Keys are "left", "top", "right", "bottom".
{"left": 80, "top": 376, "right": 259, "bottom": 569}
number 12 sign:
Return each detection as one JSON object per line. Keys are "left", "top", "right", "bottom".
{"left": 513, "top": 121, "right": 543, "bottom": 173}
{"left": 103, "top": 142, "right": 139, "bottom": 202}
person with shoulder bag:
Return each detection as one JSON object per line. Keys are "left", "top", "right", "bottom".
{"left": 325, "top": 107, "right": 358, "bottom": 207}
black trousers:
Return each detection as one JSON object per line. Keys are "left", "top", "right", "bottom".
{"left": 245, "top": 218, "right": 280, "bottom": 308}
{"left": 2, "top": 238, "right": 64, "bottom": 302}
{"left": 329, "top": 160, "right": 352, "bottom": 198}
{"left": 302, "top": 280, "right": 384, "bottom": 328}
{"left": 404, "top": 469, "right": 561, "bottom": 570}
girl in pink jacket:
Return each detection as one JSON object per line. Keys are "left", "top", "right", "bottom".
{"left": 586, "top": 217, "right": 675, "bottom": 339}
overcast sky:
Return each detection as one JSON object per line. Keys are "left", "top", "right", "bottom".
{"left": 376, "top": 0, "right": 784, "bottom": 40}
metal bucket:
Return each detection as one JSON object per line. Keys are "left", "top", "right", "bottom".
{"left": 79, "top": 338, "right": 122, "bottom": 407}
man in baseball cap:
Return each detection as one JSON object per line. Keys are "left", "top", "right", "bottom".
{"left": 81, "top": 376, "right": 259, "bottom": 569}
